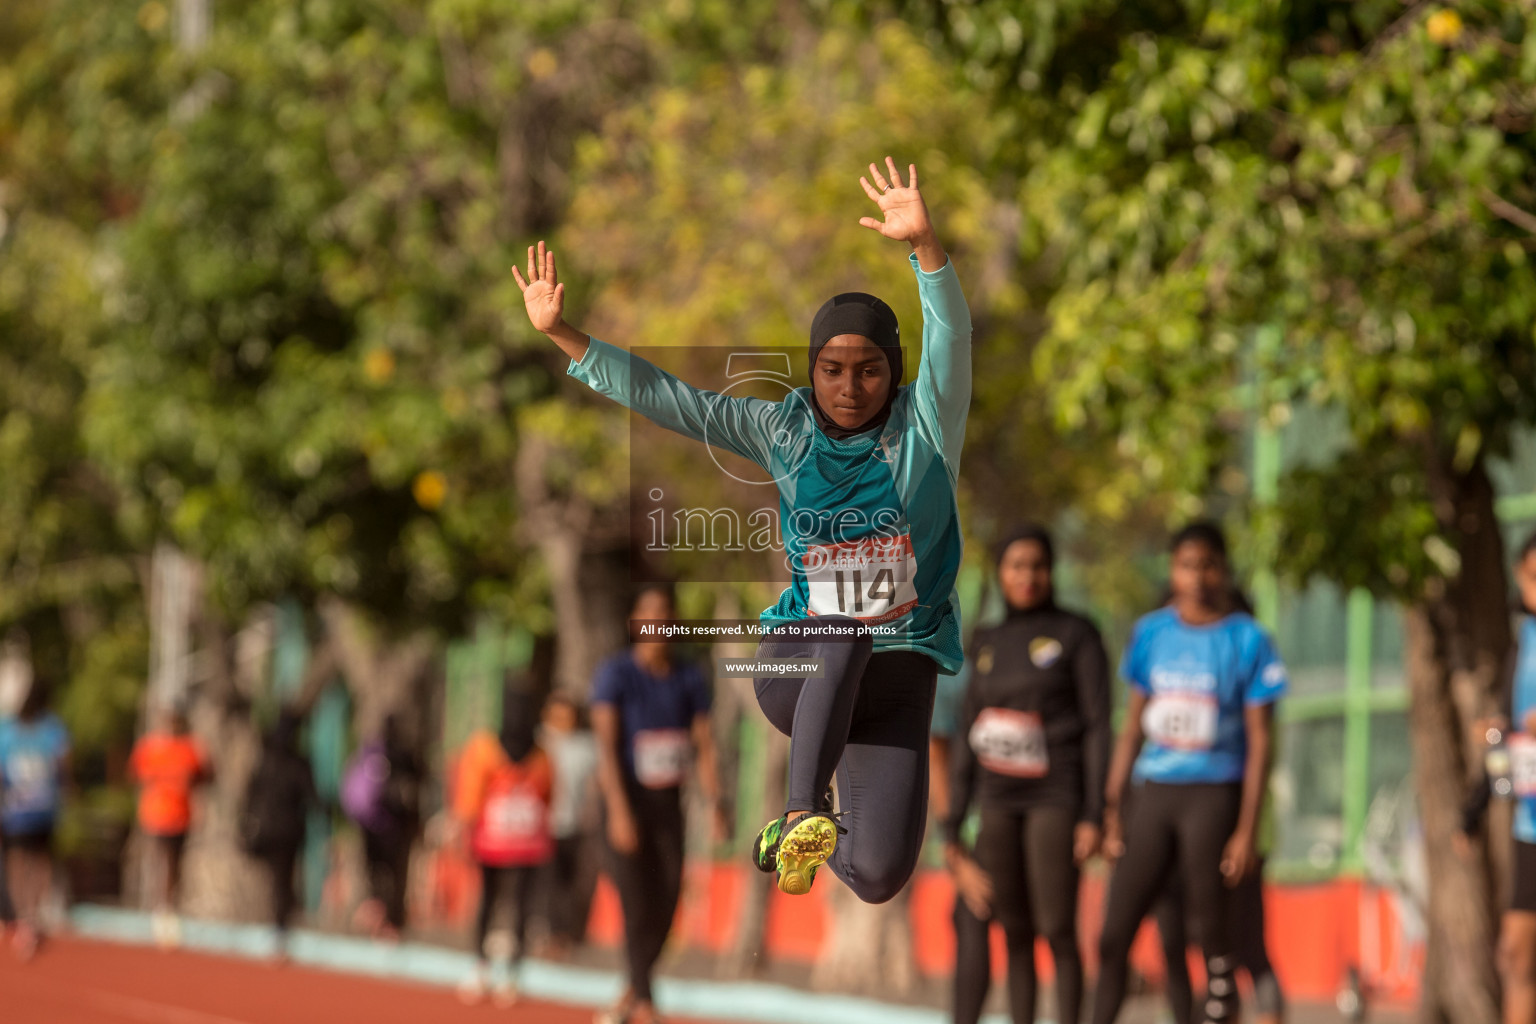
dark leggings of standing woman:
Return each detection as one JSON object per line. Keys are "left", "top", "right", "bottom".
{"left": 477, "top": 864, "right": 538, "bottom": 959}
{"left": 263, "top": 841, "right": 301, "bottom": 937}
{"left": 1093, "top": 782, "right": 1242, "bottom": 1024}
{"left": 952, "top": 895, "right": 993, "bottom": 1024}
{"left": 364, "top": 828, "right": 412, "bottom": 931}
{"left": 545, "top": 834, "right": 590, "bottom": 946}
{"left": 1157, "top": 857, "right": 1284, "bottom": 1024}
{"left": 971, "top": 803, "right": 1083, "bottom": 1024}
{"left": 605, "top": 784, "right": 685, "bottom": 1005}
{"left": 0, "top": 836, "right": 14, "bottom": 926}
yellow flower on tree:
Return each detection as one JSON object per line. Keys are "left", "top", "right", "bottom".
{"left": 527, "top": 48, "right": 559, "bottom": 81}
{"left": 412, "top": 470, "right": 447, "bottom": 510}
{"left": 137, "top": 2, "right": 169, "bottom": 33}
{"left": 1426, "top": 9, "right": 1463, "bottom": 45}
{"left": 364, "top": 349, "right": 396, "bottom": 382}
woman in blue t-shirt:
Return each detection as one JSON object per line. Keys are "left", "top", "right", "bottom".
{"left": 590, "top": 584, "right": 727, "bottom": 1024}
{"left": 0, "top": 677, "right": 71, "bottom": 961}
{"left": 1092, "top": 522, "right": 1287, "bottom": 1024}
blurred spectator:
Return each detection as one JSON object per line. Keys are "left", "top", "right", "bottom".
{"left": 538, "top": 691, "right": 598, "bottom": 959}
{"left": 0, "top": 678, "right": 71, "bottom": 961}
{"left": 590, "top": 585, "right": 725, "bottom": 1024}
{"left": 129, "top": 703, "right": 210, "bottom": 947}
{"left": 341, "top": 713, "right": 421, "bottom": 940}
{"left": 452, "top": 687, "right": 554, "bottom": 1007}
{"left": 240, "top": 710, "right": 317, "bottom": 956}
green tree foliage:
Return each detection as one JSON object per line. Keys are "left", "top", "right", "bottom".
{"left": 976, "top": 2, "right": 1535, "bottom": 1018}
{"left": 0, "top": 209, "right": 144, "bottom": 763}
{"left": 996, "top": 0, "right": 1536, "bottom": 588}
{"left": 76, "top": 1, "right": 539, "bottom": 624}
{"left": 0, "top": 0, "right": 168, "bottom": 786}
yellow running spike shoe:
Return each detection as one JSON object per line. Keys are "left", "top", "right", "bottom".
{"left": 774, "top": 812, "right": 843, "bottom": 896}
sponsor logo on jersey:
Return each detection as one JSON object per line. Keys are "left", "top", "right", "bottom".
{"left": 1030, "top": 637, "right": 1063, "bottom": 668}
{"left": 1149, "top": 667, "right": 1218, "bottom": 694}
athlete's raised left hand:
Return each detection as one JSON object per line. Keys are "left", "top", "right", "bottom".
{"left": 859, "top": 157, "right": 946, "bottom": 271}
{"left": 512, "top": 240, "right": 591, "bottom": 362}
{"left": 513, "top": 241, "right": 564, "bottom": 334}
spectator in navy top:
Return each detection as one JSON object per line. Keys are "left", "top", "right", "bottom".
{"left": 590, "top": 584, "right": 727, "bottom": 1024}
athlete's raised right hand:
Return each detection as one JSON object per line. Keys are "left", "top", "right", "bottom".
{"left": 512, "top": 241, "right": 565, "bottom": 334}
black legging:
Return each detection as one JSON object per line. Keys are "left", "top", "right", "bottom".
{"left": 1157, "top": 857, "right": 1283, "bottom": 1024}
{"left": 476, "top": 863, "right": 538, "bottom": 960}
{"left": 0, "top": 835, "right": 15, "bottom": 925}
{"left": 753, "top": 616, "right": 938, "bottom": 904}
{"left": 972, "top": 803, "right": 1083, "bottom": 1024}
{"left": 544, "top": 834, "right": 590, "bottom": 944}
{"left": 363, "top": 827, "right": 412, "bottom": 930}
{"left": 261, "top": 841, "right": 302, "bottom": 935}
{"left": 606, "top": 784, "right": 685, "bottom": 1003}
{"left": 953, "top": 893, "right": 993, "bottom": 1024}
{"left": 1093, "top": 782, "right": 1242, "bottom": 1024}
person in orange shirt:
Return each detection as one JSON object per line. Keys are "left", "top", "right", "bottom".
{"left": 128, "top": 705, "right": 209, "bottom": 945}
{"left": 452, "top": 687, "right": 555, "bottom": 1007}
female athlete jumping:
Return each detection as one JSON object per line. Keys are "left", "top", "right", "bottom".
{"left": 514, "top": 157, "right": 970, "bottom": 902}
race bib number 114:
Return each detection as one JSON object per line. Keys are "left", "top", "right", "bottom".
{"left": 804, "top": 534, "right": 919, "bottom": 624}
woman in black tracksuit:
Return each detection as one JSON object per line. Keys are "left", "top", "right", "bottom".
{"left": 944, "top": 524, "right": 1113, "bottom": 1024}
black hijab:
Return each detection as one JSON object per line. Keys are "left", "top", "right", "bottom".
{"left": 993, "top": 523, "right": 1056, "bottom": 617}
{"left": 499, "top": 687, "right": 539, "bottom": 763}
{"left": 808, "top": 292, "right": 903, "bottom": 440}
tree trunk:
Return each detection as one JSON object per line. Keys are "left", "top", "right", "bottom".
{"left": 1408, "top": 450, "right": 1509, "bottom": 1024}
{"left": 147, "top": 542, "right": 199, "bottom": 714}
{"left": 541, "top": 533, "right": 631, "bottom": 697}
{"left": 809, "top": 752, "right": 916, "bottom": 997}
{"left": 811, "top": 876, "right": 917, "bottom": 997}
{"left": 513, "top": 431, "right": 631, "bottom": 697}
{"left": 315, "top": 596, "right": 436, "bottom": 745}
{"left": 725, "top": 725, "right": 788, "bottom": 977}
{"left": 179, "top": 607, "right": 272, "bottom": 922}
{"left": 133, "top": 553, "right": 271, "bottom": 921}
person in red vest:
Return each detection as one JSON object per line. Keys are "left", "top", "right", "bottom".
{"left": 453, "top": 687, "right": 554, "bottom": 1007}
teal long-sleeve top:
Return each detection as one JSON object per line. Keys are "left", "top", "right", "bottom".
{"left": 567, "top": 253, "right": 972, "bottom": 673}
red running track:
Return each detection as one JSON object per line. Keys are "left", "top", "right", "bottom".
{"left": 0, "top": 937, "right": 706, "bottom": 1024}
